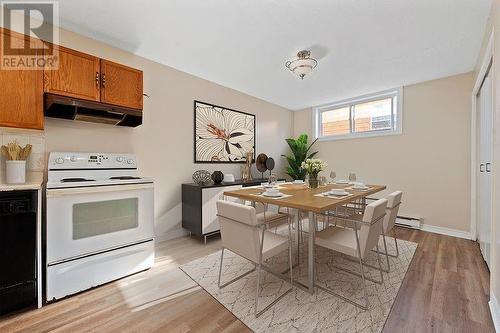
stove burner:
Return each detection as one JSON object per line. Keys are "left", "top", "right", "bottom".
{"left": 109, "top": 176, "right": 141, "bottom": 180}
{"left": 61, "top": 178, "right": 96, "bottom": 183}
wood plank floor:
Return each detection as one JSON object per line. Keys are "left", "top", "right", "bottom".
{"left": 0, "top": 227, "right": 494, "bottom": 333}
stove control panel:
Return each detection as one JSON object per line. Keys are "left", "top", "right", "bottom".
{"left": 48, "top": 152, "right": 137, "bottom": 170}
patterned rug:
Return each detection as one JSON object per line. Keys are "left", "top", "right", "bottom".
{"left": 181, "top": 230, "right": 417, "bottom": 333}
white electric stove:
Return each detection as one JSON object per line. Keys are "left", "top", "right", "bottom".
{"left": 45, "top": 152, "right": 154, "bottom": 301}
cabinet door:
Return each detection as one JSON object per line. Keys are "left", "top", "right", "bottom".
{"left": 100, "top": 60, "right": 143, "bottom": 109}
{"left": 44, "top": 46, "right": 100, "bottom": 101}
{"left": 0, "top": 30, "right": 44, "bottom": 130}
{"left": 201, "top": 185, "right": 242, "bottom": 235}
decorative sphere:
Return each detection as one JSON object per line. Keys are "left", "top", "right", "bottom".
{"left": 192, "top": 170, "right": 211, "bottom": 185}
{"left": 211, "top": 171, "right": 224, "bottom": 184}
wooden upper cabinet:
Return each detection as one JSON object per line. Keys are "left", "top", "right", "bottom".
{"left": 100, "top": 60, "right": 143, "bottom": 109}
{"left": 44, "top": 46, "right": 100, "bottom": 101}
{"left": 0, "top": 29, "right": 44, "bottom": 130}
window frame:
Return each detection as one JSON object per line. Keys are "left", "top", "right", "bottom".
{"left": 313, "top": 88, "right": 403, "bottom": 141}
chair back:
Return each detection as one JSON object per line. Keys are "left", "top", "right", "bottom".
{"left": 216, "top": 200, "right": 261, "bottom": 263}
{"left": 383, "top": 191, "right": 403, "bottom": 234}
{"left": 358, "top": 198, "right": 388, "bottom": 258}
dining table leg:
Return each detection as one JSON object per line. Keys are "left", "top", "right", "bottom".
{"left": 308, "top": 211, "right": 316, "bottom": 294}
{"left": 297, "top": 210, "right": 301, "bottom": 264}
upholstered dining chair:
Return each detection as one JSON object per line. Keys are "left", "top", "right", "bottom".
{"left": 216, "top": 200, "right": 294, "bottom": 317}
{"left": 296, "top": 212, "right": 331, "bottom": 244}
{"left": 247, "top": 202, "right": 300, "bottom": 265}
{"left": 380, "top": 191, "right": 403, "bottom": 259}
{"left": 364, "top": 191, "right": 404, "bottom": 273}
{"left": 324, "top": 191, "right": 403, "bottom": 273}
{"left": 255, "top": 203, "right": 290, "bottom": 232}
{"left": 314, "top": 198, "right": 388, "bottom": 310}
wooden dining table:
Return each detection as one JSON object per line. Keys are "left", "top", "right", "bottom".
{"left": 223, "top": 182, "right": 386, "bottom": 294}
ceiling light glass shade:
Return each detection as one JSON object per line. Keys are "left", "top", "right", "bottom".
{"left": 286, "top": 50, "right": 318, "bottom": 80}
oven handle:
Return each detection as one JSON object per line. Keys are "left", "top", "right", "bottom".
{"left": 47, "top": 183, "right": 154, "bottom": 197}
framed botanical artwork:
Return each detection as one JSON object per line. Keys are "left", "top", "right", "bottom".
{"left": 194, "top": 100, "right": 255, "bottom": 163}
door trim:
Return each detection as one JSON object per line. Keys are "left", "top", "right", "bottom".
{"left": 470, "top": 29, "right": 494, "bottom": 241}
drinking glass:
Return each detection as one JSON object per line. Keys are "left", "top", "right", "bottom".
{"left": 319, "top": 176, "right": 327, "bottom": 186}
{"left": 268, "top": 172, "right": 277, "bottom": 185}
{"left": 349, "top": 173, "right": 357, "bottom": 182}
{"left": 330, "top": 171, "right": 336, "bottom": 182}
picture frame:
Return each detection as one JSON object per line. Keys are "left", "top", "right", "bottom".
{"left": 194, "top": 100, "right": 256, "bottom": 163}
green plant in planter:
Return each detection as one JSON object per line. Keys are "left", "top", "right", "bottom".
{"left": 281, "top": 134, "right": 318, "bottom": 180}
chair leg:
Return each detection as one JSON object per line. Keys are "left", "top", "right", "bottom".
{"left": 254, "top": 261, "right": 262, "bottom": 317}
{"left": 288, "top": 216, "right": 293, "bottom": 285}
{"left": 355, "top": 228, "right": 369, "bottom": 309}
{"left": 358, "top": 256, "right": 369, "bottom": 310}
{"left": 332, "top": 259, "right": 384, "bottom": 284}
{"left": 218, "top": 248, "right": 224, "bottom": 288}
{"left": 393, "top": 228, "right": 400, "bottom": 257}
{"left": 315, "top": 254, "right": 371, "bottom": 310}
{"left": 381, "top": 231, "right": 391, "bottom": 272}
{"left": 299, "top": 214, "right": 305, "bottom": 245}
{"left": 218, "top": 248, "right": 256, "bottom": 289}
{"left": 295, "top": 213, "right": 301, "bottom": 265}
{"left": 314, "top": 251, "right": 319, "bottom": 281}
{"left": 372, "top": 228, "right": 400, "bottom": 258}
{"left": 375, "top": 244, "right": 384, "bottom": 284}
{"left": 315, "top": 229, "right": 369, "bottom": 310}
{"left": 254, "top": 238, "right": 294, "bottom": 316}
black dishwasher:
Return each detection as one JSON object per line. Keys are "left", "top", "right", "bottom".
{"left": 0, "top": 190, "right": 37, "bottom": 315}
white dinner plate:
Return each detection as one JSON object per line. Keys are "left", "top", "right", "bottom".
{"left": 263, "top": 192, "right": 283, "bottom": 197}
{"left": 328, "top": 191, "right": 349, "bottom": 197}
{"left": 335, "top": 180, "right": 349, "bottom": 184}
{"left": 325, "top": 193, "right": 349, "bottom": 198}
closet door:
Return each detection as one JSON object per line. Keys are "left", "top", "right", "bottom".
{"left": 476, "top": 70, "right": 492, "bottom": 268}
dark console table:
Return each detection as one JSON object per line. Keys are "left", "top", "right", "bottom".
{"left": 182, "top": 178, "right": 275, "bottom": 243}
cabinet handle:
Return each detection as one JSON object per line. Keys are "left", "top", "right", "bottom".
{"left": 486, "top": 163, "right": 491, "bottom": 173}
{"left": 480, "top": 164, "right": 485, "bottom": 172}
{"left": 95, "top": 72, "right": 100, "bottom": 87}
{"left": 101, "top": 73, "right": 106, "bottom": 88}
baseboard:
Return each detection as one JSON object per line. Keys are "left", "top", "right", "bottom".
{"left": 419, "top": 224, "right": 472, "bottom": 240}
{"left": 156, "top": 228, "right": 189, "bottom": 242}
{"left": 490, "top": 293, "right": 500, "bottom": 332}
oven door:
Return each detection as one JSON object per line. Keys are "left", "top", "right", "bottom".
{"left": 46, "top": 183, "right": 154, "bottom": 264}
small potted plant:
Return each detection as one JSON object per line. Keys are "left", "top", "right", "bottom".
{"left": 301, "top": 158, "right": 327, "bottom": 189}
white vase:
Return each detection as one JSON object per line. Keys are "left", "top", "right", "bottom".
{"left": 6, "top": 160, "right": 26, "bottom": 184}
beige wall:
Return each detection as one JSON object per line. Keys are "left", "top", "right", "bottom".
{"left": 475, "top": 0, "right": 500, "bottom": 319}
{"left": 3, "top": 12, "right": 293, "bottom": 240}
{"left": 294, "top": 72, "right": 474, "bottom": 233}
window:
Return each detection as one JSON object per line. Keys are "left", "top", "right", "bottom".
{"left": 313, "top": 88, "right": 402, "bottom": 140}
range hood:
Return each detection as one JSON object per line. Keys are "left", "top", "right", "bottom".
{"left": 44, "top": 93, "right": 142, "bottom": 127}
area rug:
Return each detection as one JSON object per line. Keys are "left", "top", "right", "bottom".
{"left": 181, "top": 231, "right": 417, "bottom": 333}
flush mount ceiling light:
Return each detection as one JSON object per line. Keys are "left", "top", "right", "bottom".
{"left": 285, "top": 50, "right": 318, "bottom": 80}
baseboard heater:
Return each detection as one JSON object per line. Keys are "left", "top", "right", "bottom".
{"left": 366, "top": 197, "right": 423, "bottom": 229}
{"left": 395, "top": 215, "right": 423, "bottom": 229}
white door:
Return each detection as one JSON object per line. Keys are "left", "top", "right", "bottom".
{"left": 476, "top": 67, "right": 493, "bottom": 268}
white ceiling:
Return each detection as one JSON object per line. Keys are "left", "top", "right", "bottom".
{"left": 54, "top": 0, "right": 491, "bottom": 110}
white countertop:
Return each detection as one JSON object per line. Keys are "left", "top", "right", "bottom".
{"left": 0, "top": 172, "right": 44, "bottom": 191}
